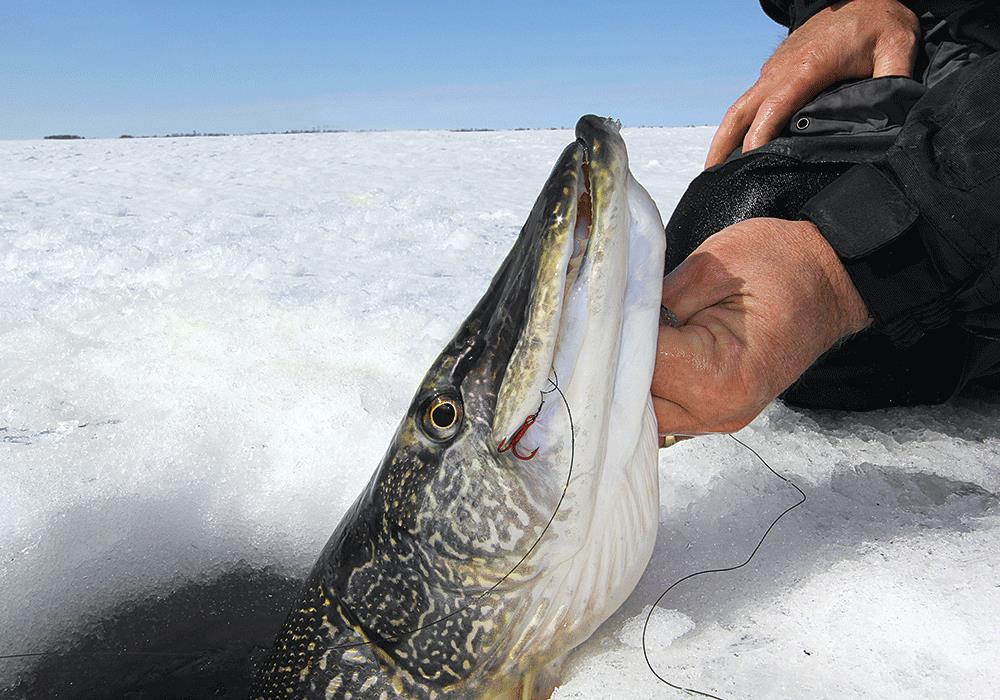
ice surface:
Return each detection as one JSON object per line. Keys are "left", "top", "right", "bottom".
{"left": 1, "top": 128, "right": 998, "bottom": 698}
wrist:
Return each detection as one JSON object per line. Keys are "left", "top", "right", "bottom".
{"left": 787, "top": 219, "right": 872, "bottom": 340}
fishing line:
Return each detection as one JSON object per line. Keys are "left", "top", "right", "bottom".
{"left": 0, "top": 394, "right": 797, "bottom": 693}
{"left": 329, "top": 370, "right": 575, "bottom": 651}
{"left": 641, "top": 434, "right": 806, "bottom": 700}
{"left": 0, "top": 371, "right": 577, "bottom": 667}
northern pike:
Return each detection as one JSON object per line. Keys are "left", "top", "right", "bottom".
{"left": 251, "top": 115, "right": 666, "bottom": 699}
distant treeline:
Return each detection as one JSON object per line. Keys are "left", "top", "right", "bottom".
{"left": 40, "top": 125, "right": 703, "bottom": 141}
{"left": 450, "top": 127, "right": 560, "bottom": 132}
{"left": 117, "top": 127, "right": 349, "bottom": 139}
{"left": 119, "top": 130, "right": 228, "bottom": 139}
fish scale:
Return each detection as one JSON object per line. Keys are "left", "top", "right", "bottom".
{"left": 251, "top": 115, "right": 666, "bottom": 699}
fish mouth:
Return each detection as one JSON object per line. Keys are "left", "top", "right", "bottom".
{"left": 491, "top": 115, "right": 635, "bottom": 444}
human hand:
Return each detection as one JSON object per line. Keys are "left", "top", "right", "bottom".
{"left": 652, "top": 217, "right": 870, "bottom": 436}
{"left": 704, "top": 0, "right": 919, "bottom": 168}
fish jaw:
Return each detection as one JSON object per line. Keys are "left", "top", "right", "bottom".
{"left": 493, "top": 115, "right": 665, "bottom": 457}
{"left": 251, "top": 115, "right": 666, "bottom": 699}
{"left": 482, "top": 115, "right": 666, "bottom": 669}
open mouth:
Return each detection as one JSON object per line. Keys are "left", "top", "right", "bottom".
{"left": 492, "top": 138, "right": 606, "bottom": 445}
{"left": 564, "top": 161, "right": 592, "bottom": 301}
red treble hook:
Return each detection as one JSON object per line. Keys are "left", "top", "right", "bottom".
{"left": 497, "top": 413, "right": 539, "bottom": 460}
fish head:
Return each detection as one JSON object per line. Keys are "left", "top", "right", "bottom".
{"left": 369, "top": 114, "right": 665, "bottom": 553}
{"left": 256, "top": 116, "right": 667, "bottom": 698}
{"left": 355, "top": 114, "right": 665, "bottom": 659}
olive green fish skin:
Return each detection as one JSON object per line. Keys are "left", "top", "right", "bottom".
{"left": 251, "top": 116, "right": 628, "bottom": 699}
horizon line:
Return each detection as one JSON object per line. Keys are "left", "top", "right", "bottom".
{"left": 2, "top": 123, "right": 718, "bottom": 143}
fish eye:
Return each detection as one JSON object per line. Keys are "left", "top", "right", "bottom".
{"left": 421, "top": 394, "right": 463, "bottom": 441}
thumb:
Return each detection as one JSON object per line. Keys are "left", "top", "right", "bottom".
{"left": 651, "top": 323, "right": 715, "bottom": 436}
{"left": 662, "top": 247, "right": 741, "bottom": 325}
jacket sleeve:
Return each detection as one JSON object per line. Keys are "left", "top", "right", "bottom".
{"left": 759, "top": 0, "right": 835, "bottom": 29}
{"left": 760, "top": 0, "right": 981, "bottom": 30}
{"left": 800, "top": 50, "right": 1000, "bottom": 348}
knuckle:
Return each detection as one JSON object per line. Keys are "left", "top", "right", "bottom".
{"left": 880, "top": 28, "right": 917, "bottom": 54}
{"left": 758, "top": 61, "right": 780, "bottom": 81}
{"left": 723, "top": 103, "right": 744, "bottom": 124}
{"left": 724, "top": 96, "right": 752, "bottom": 122}
{"left": 726, "top": 84, "right": 763, "bottom": 119}
{"left": 758, "top": 93, "right": 789, "bottom": 115}
{"left": 684, "top": 374, "right": 719, "bottom": 408}
{"left": 890, "top": 5, "right": 920, "bottom": 33}
{"left": 761, "top": 93, "right": 787, "bottom": 108}
{"left": 796, "top": 46, "right": 830, "bottom": 73}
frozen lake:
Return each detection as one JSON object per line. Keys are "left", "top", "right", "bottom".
{"left": 1, "top": 127, "right": 998, "bottom": 698}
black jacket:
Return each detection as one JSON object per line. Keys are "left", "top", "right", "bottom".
{"left": 760, "top": 0, "right": 984, "bottom": 31}
{"left": 765, "top": 0, "right": 1000, "bottom": 396}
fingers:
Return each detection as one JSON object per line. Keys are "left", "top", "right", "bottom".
{"left": 652, "top": 321, "right": 753, "bottom": 436}
{"left": 741, "top": 91, "right": 797, "bottom": 155}
{"left": 704, "top": 87, "right": 762, "bottom": 168}
{"left": 654, "top": 240, "right": 763, "bottom": 436}
{"left": 662, "top": 272, "right": 704, "bottom": 325}
{"left": 742, "top": 72, "right": 829, "bottom": 153}
{"left": 651, "top": 325, "right": 709, "bottom": 436}
{"left": 871, "top": 31, "right": 917, "bottom": 78}
{"left": 653, "top": 395, "right": 700, "bottom": 440}
{"left": 662, "top": 246, "right": 744, "bottom": 325}
{"left": 652, "top": 322, "right": 759, "bottom": 436}
{"left": 713, "top": 39, "right": 915, "bottom": 164}
{"left": 707, "top": 69, "right": 827, "bottom": 167}
{"left": 706, "top": 0, "right": 921, "bottom": 168}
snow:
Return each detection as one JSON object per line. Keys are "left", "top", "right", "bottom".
{"left": 1, "top": 127, "right": 998, "bottom": 698}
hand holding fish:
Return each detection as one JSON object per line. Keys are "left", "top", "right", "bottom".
{"left": 704, "top": 0, "right": 919, "bottom": 168}
{"left": 652, "top": 217, "right": 870, "bottom": 437}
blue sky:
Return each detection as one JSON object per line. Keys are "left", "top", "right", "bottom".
{"left": 0, "top": 1, "right": 784, "bottom": 139}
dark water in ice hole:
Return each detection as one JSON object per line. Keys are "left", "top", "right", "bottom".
{"left": 0, "top": 567, "right": 302, "bottom": 699}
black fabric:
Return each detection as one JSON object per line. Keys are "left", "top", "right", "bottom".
{"left": 664, "top": 1, "right": 1000, "bottom": 410}
{"left": 804, "top": 51, "right": 1000, "bottom": 349}
{"left": 760, "top": 0, "right": 836, "bottom": 30}
{"left": 662, "top": 148, "right": 979, "bottom": 408}
{"left": 781, "top": 326, "right": 970, "bottom": 409}
{"left": 664, "top": 155, "right": 849, "bottom": 272}
{"left": 785, "top": 77, "right": 925, "bottom": 138}
{"left": 804, "top": 164, "right": 918, "bottom": 258}
{"left": 760, "top": 0, "right": 991, "bottom": 31}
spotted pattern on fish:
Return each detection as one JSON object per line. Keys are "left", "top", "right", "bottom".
{"left": 251, "top": 116, "right": 663, "bottom": 699}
